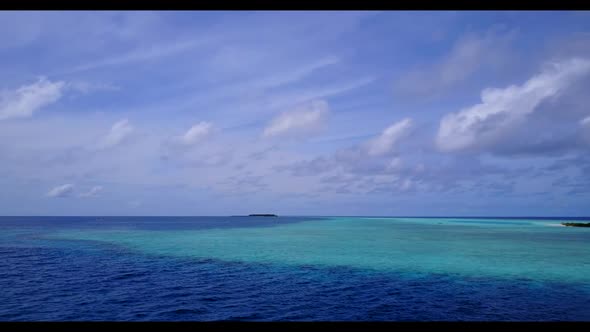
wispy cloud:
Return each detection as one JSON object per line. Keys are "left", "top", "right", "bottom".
{"left": 0, "top": 77, "right": 65, "bottom": 121}
{"left": 366, "top": 118, "right": 414, "bottom": 156}
{"left": 134, "top": 56, "right": 346, "bottom": 122}
{"left": 79, "top": 185, "right": 103, "bottom": 198}
{"left": 97, "top": 119, "right": 135, "bottom": 149}
{"left": 177, "top": 122, "right": 214, "bottom": 145}
{"left": 394, "top": 27, "right": 517, "bottom": 99}
{"left": 263, "top": 100, "right": 329, "bottom": 138}
{"left": 265, "top": 77, "right": 375, "bottom": 111}
{"left": 252, "top": 56, "right": 340, "bottom": 90}
{"left": 46, "top": 184, "right": 74, "bottom": 198}
{"left": 62, "top": 39, "right": 203, "bottom": 74}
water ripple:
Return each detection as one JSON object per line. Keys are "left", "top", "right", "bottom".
{"left": 1, "top": 244, "right": 589, "bottom": 321}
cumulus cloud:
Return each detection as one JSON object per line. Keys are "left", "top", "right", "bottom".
{"left": 97, "top": 119, "right": 135, "bottom": 149}
{"left": 0, "top": 77, "right": 65, "bottom": 120}
{"left": 262, "top": 99, "right": 329, "bottom": 138}
{"left": 366, "top": 118, "right": 413, "bottom": 156}
{"left": 178, "top": 122, "right": 213, "bottom": 145}
{"left": 280, "top": 118, "right": 414, "bottom": 177}
{"left": 275, "top": 113, "right": 542, "bottom": 197}
{"left": 79, "top": 186, "right": 103, "bottom": 198}
{"left": 46, "top": 184, "right": 74, "bottom": 198}
{"left": 436, "top": 57, "right": 590, "bottom": 153}
{"left": 278, "top": 118, "right": 416, "bottom": 178}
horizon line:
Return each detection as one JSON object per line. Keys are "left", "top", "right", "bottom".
{"left": 0, "top": 215, "right": 589, "bottom": 219}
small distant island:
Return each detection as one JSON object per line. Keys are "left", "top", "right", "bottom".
{"left": 249, "top": 214, "right": 278, "bottom": 217}
{"left": 561, "top": 222, "right": 590, "bottom": 227}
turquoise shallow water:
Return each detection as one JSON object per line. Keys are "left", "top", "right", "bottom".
{"left": 1, "top": 216, "right": 589, "bottom": 321}
{"left": 48, "top": 217, "right": 590, "bottom": 284}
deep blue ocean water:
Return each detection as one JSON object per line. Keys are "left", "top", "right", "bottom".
{"left": 1, "top": 216, "right": 589, "bottom": 321}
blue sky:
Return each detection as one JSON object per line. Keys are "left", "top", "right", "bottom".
{"left": 1, "top": 11, "right": 590, "bottom": 216}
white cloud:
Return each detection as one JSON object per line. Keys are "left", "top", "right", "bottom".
{"left": 46, "top": 184, "right": 74, "bottom": 198}
{"left": 436, "top": 58, "right": 590, "bottom": 152}
{"left": 97, "top": 119, "right": 135, "bottom": 149}
{"left": 366, "top": 118, "right": 413, "bottom": 156}
{"left": 79, "top": 186, "right": 103, "bottom": 198}
{"left": 279, "top": 119, "right": 416, "bottom": 186}
{"left": 178, "top": 122, "right": 213, "bottom": 145}
{"left": 0, "top": 77, "right": 65, "bottom": 120}
{"left": 263, "top": 99, "right": 330, "bottom": 138}
{"left": 581, "top": 116, "right": 590, "bottom": 127}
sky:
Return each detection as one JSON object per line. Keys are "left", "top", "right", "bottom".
{"left": 1, "top": 11, "right": 590, "bottom": 216}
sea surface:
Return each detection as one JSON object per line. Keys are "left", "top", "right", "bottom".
{"left": 1, "top": 216, "right": 589, "bottom": 321}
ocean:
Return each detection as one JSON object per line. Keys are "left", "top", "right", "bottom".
{"left": 1, "top": 216, "right": 589, "bottom": 321}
